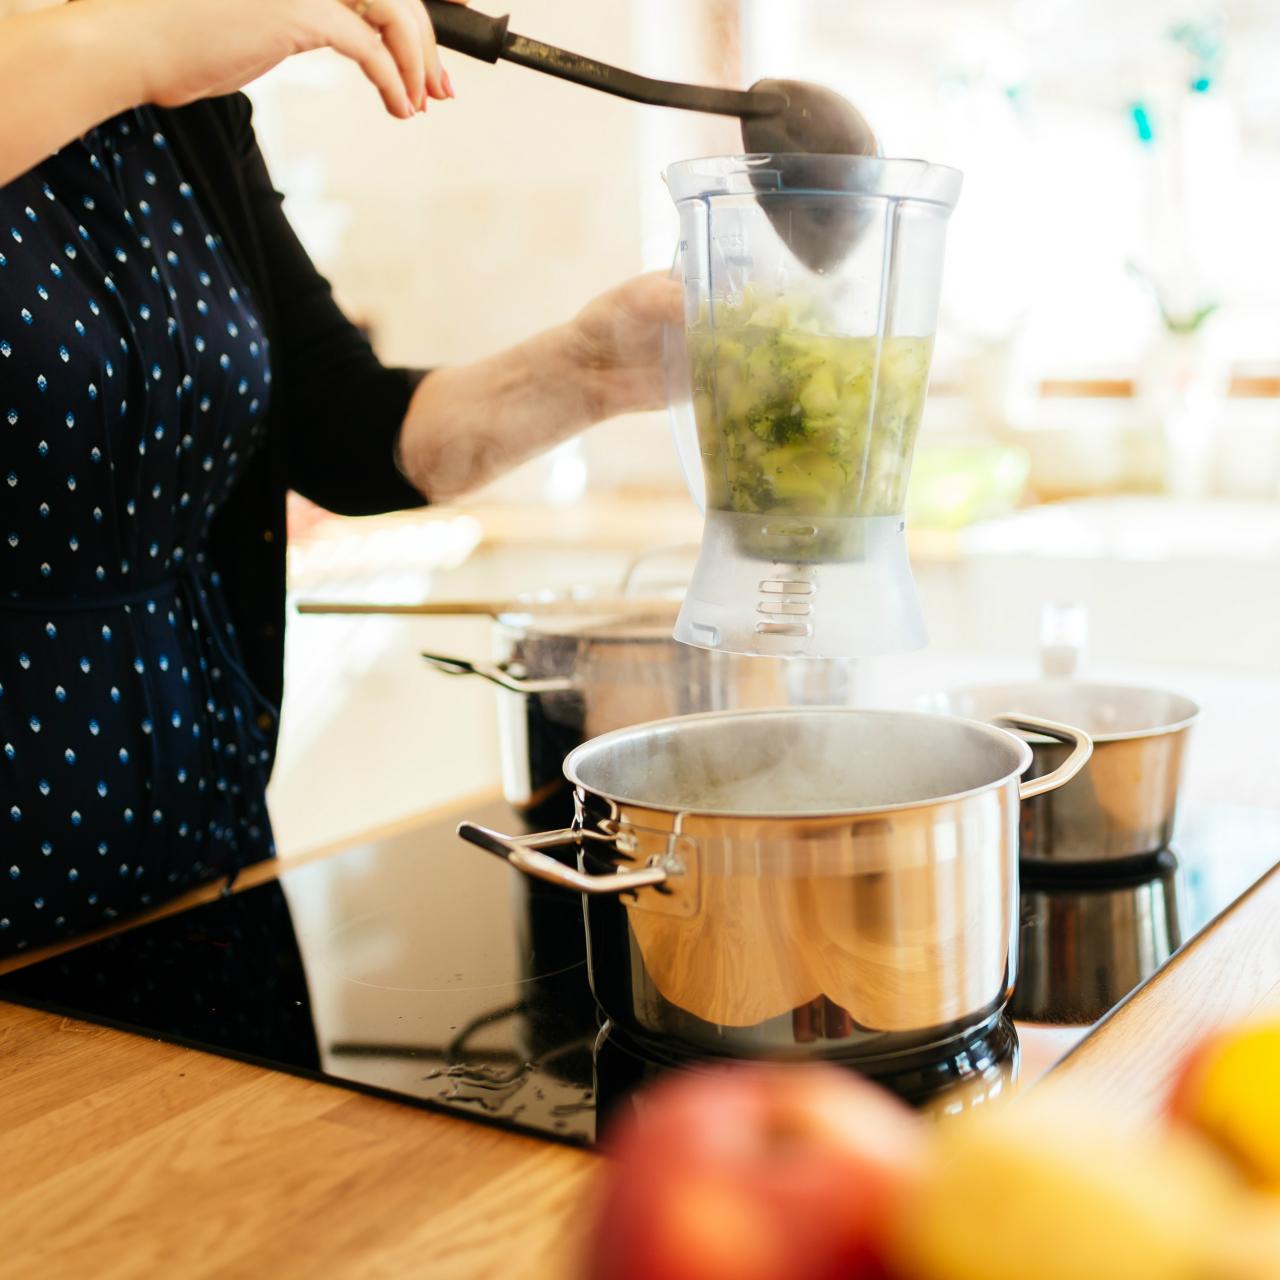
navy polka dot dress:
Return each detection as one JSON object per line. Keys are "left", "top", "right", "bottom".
{"left": 1, "top": 109, "right": 276, "bottom": 954}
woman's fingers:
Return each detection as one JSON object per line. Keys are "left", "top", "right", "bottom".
{"left": 405, "top": 0, "right": 436, "bottom": 100}
{"left": 437, "top": 0, "right": 470, "bottom": 97}
{"left": 350, "top": 0, "right": 428, "bottom": 110}
{"left": 319, "top": 1, "right": 415, "bottom": 117}
{"left": 420, "top": 0, "right": 475, "bottom": 99}
{"left": 303, "top": 0, "right": 466, "bottom": 118}
{"left": 415, "top": 0, "right": 449, "bottom": 100}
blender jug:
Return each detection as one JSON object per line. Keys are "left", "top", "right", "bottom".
{"left": 666, "top": 154, "right": 962, "bottom": 658}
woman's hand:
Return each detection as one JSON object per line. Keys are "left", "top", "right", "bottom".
{"left": 567, "top": 273, "right": 684, "bottom": 421}
{"left": 0, "top": 0, "right": 69, "bottom": 13}
{"left": 397, "top": 273, "right": 684, "bottom": 502}
{"left": 127, "top": 0, "right": 468, "bottom": 119}
{"left": 0, "top": 0, "right": 465, "bottom": 187}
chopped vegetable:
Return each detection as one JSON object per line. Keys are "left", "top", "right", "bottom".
{"left": 686, "top": 292, "right": 933, "bottom": 523}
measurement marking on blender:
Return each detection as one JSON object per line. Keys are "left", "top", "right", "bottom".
{"left": 756, "top": 600, "right": 812, "bottom": 616}
{"left": 762, "top": 523, "right": 818, "bottom": 540}
{"left": 755, "top": 621, "right": 812, "bottom": 637}
{"left": 758, "top": 580, "right": 814, "bottom": 595}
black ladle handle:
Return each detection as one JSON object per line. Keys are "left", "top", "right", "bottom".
{"left": 422, "top": 1, "right": 510, "bottom": 61}
{"left": 422, "top": 0, "right": 784, "bottom": 119}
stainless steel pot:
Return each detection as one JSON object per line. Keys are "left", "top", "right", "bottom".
{"left": 423, "top": 591, "right": 850, "bottom": 828}
{"left": 924, "top": 682, "right": 1199, "bottom": 863}
{"left": 458, "top": 708, "right": 1091, "bottom": 1062}
{"left": 1011, "top": 857, "right": 1181, "bottom": 1023}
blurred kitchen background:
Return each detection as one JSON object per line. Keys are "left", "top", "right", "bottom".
{"left": 248, "top": 0, "right": 1280, "bottom": 855}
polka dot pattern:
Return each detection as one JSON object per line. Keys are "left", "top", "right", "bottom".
{"left": 1, "top": 110, "right": 275, "bottom": 955}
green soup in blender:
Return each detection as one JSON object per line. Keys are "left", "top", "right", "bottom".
{"left": 687, "top": 292, "right": 933, "bottom": 521}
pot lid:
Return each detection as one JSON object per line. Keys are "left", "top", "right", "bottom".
{"left": 497, "top": 588, "right": 683, "bottom": 642}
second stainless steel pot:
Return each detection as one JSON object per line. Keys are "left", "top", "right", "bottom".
{"left": 423, "top": 591, "right": 848, "bottom": 827}
{"left": 458, "top": 708, "right": 1091, "bottom": 1062}
{"left": 924, "top": 681, "right": 1199, "bottom": 863}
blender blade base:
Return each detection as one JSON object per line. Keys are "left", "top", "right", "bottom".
{"left": 673, "top": 510, "right": 927, "bottom": 659}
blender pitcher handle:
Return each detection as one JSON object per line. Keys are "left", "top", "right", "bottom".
{"left": 993, "top": 714, "right": 1093, "bottom": 800}
{"left": 457, "top": 823, "right": 672, "bottom": 895}
{"left": 664, "top": 246, "right": 706, "bottom": 513}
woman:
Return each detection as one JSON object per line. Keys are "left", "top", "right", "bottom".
{"left": 0, "top": 0, "right": 679, "bottom": 954}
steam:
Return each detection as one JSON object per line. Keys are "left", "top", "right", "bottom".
{"left": 572, "top": 710, "right": 1023, "bottom": 815}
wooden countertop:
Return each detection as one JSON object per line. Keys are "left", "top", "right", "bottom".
{"left": 3, "top": 798, "right": 1279, "bottom": 1280}
{"left": 285, "top": 491, "right": 965, "bottom": 563}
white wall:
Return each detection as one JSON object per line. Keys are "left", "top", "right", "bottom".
{"left": 245, "top": 0, "right": 748, "bottom": 498}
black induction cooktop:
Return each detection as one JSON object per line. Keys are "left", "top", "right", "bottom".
{"left": 1, "top": 798, "right": 1277, "bottom": 1147}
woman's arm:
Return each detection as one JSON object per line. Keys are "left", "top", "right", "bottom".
{"left": 219, "top": 87, "right": 679, "bottom": 513}
{"left": 0, "top": 0, "right": 460, "bottom": 189}
{"left": 0, "top": 3, "right": 149, "bottom": 185}
{"left": 395, "top": 275, "right": 681, "bottom": 502}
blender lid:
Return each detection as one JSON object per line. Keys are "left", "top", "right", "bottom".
{"left": 665, "top": 153, "right": 963, "bottom": 209}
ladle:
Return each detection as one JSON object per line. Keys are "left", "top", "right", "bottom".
{"left": 421, "top": 1, "right": 878, "bottom": 271}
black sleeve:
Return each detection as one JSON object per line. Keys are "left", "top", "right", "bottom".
{"left": 228, "top": 96, "right": 429, "bottom": 516}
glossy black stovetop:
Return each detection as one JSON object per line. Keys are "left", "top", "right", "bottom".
{"left": 2, "top": 799, "right": 1277, "bottom": 1147}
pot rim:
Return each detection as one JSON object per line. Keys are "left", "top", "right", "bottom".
{"left": 933, "top": 680, "right": 1200, "bottom": 744}
{"left": 562, "top": 707, "right": 1035, "bottom": 819}
{"left": 495, "top": 585, "right": 682, "bottom": 640}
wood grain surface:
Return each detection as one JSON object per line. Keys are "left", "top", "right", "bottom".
{"left": 2, "top": 805, "right": 1278, "bottom": 1278}
{"left": 0, "top": 1003, "right": 597, "bottom": 1279}
{"left": 1047, "top": 861, "right": 1280, "bottom": 1117}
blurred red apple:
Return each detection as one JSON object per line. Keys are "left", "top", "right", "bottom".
{"left": 584, "top": 1062, "right": 923, "bottom": 1280}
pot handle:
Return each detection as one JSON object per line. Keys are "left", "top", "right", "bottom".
{"left": 617, "top": 543, "right": 700, "bottom": 597}
{"left": 457, "top": 822, "right": 673, "bottom": 895}
{"left": 421, "top": 651, "right": 573, "bottom": 696}
{"left": 993, "top": 714, "right": 1093, "bottom": 800}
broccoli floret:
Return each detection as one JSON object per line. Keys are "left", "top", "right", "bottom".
{"left": 771, "top": 405, "right": 808, "bottom": 445}
{"left": 729, "top": 467, "right": 775, "bottom": 513}
{"left": 746, "top": 406, "right": 777, "bottom": 441}
{"left": 743, "top": 400, "right": 807, "bottom": 446}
